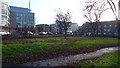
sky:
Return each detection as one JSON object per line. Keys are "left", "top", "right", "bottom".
{"left": 6, "top": 0, "right": 117, "bottom": 26}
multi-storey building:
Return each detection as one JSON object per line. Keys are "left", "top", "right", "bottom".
{"left": 36, "top": 24, "right": 50, "bottom": 32}
{"left": 79, "top": 21, "right": 118, "bottom": 37}
{"left": 50, "top": 24, "right": 59, "bottom": 34}
{"left": 10, "top": 6, "right": 34, "bottom": 29}
{"left": 0, "top": 0, "right": 10, "bottom": 26}
{"left": 69, "top": 23, "right": 78, "bottom": 32}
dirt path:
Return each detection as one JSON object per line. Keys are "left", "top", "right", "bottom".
{"left": 16, "top": 47, "right": 120, "bottom": 66}
{"left": 3, "top": 44, "right": 119, "bottom": 66}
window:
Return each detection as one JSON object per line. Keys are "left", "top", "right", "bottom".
{"left": 2, "top": 21, "right": 7, "bottom": 26}
{"left": 104, "top": 29, "right": 106, "bottom": 31}
{"left": 115, "top": 25, "right": 117, "bottom": 27}
{"left": 16, "top": 21, "right": 21, "bottom": 24}
{"left": 16, "top": 17, "right": 21, "bottom": 20}
{"left": 104, "top": 25, "right": 106, "bottom": 27}
{"left": 98, "top": 25, "right": 101, "bottom": 28}
{"left": 107, "top": 29, "right": 111, "bottom": 32}
{"left": 98, "top": 33, "right": 101, "bottom": 35}
{"left": 2, "top": 9, "right": 7, "bottom": 15}
{"left": 2, "top": 3, "right": 7, "bottom": 9}
{"left": 2, "top": 15, "right": 7, "bottom": 21}
{"left": 114, "top": 33, "right": 118, "bottom": 36}
{"left": 109, "top": 25, "right": 112, "bottom": 27}
{"left": 104, "top": 33, "right": 106, "bottom": 35}
{"left": 108, "top": 33, "right": 111, "bottom": 35}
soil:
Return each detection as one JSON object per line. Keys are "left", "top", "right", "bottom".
{"left": 3, "top": 43, "right": 120, "bottom": 66}
{"left": 2, "top": 36, "right": 79, "bottom": 44}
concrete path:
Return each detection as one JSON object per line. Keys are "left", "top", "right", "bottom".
{"left": 20, "top": 47, "right": 120, "bottom": 66}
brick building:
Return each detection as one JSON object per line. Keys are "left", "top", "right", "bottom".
{"left": 78, "top": 20, "right": 118, "bottom": 37}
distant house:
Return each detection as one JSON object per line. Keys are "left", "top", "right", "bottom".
{"left": 78, "top": 20, "right": 118, "bottom": 37}
{"left": 52, "top": 20, "right": 78, "bottom": 35}
{"left": 36, "top": 24, "right": 50, "bottom": 32}
{"left": 50, "top": 24, "right": 59, "bottom": 34}
{"left": 69, "top": 23, "right": 79, "bottom": 32}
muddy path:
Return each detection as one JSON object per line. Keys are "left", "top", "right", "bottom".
{"left": 3, "top": 44, "right": 119, "bottom": 66}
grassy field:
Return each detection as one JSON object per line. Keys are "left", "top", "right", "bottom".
{"left": 80, "top": 52, "right": 120, "bottom": 67}
{"left": 2, "top": 36, "right": 119, "bottom": 60}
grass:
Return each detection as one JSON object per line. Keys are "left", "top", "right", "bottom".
{"left": 25, "top": 38, "right": 46, "bottom": 42}
{"left": 80, "top": 52, "right": 120, "bottom": 67}
{"left": 2, "top": 36, "right": 119, "bottom": 60}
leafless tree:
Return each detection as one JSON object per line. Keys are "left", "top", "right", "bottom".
{"left": 83, "top": 0, "right": 110, "bottom": 39}
{"left": 55, "top": 8, "right": 72, "bottom": 39}
{"left": 107, "top": 0, "right": 120, "bottom": 39}
{"left": 84, "top": 0, "right": 119, "bottom": 39}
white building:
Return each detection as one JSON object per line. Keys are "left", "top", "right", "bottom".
{"left": 50, "top": 24, "right": 59, "bottom": 34}
{"left": 69, "top": 23, "right": 79, "bottom": 32}
{"left": 0, "top": 0, "right": 10, "bottom": 26}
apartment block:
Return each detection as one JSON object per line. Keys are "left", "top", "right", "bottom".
{"left": 79, "top": 21, "right": 118, "bottom": 37}
{"left": 0, "top": 0, "right": 10, "bottom": 26}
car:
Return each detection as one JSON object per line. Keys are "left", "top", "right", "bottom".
{"left": 19, "top": 31, "right": 27, "bottom": 35}
{"left": 67, "top": 31, "right": 73, "bottom": 36}
{"left": 20, "top": 31, "right": 33, "bottom": 36}
{"left": 47, "top": 32, "right": 53, "bottom": 35}
{"left": 0, "top": 30, "right": 11, "bottom": 36}
{"left": 39, "top": 32, "right": 47, "bottom": 35}
{"left": 27, "top": 31, "right": 33, "bottom": 35}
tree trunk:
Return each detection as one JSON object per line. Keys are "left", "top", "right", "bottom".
{"left": 118, "top": 20, "right": 120, "bottom": 39}
{"left": 93, "top": 28, "right": 96, "bottom": 40}
{"left": 64, "top": 30, "right": 67, "bottom": 39}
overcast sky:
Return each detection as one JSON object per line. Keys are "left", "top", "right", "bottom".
{"left": 6, "top": 0, "right": 117, "bottom": 26}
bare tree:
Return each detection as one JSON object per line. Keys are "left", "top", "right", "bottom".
{"left": 83, "top": 0, "right": 110, "bottom": 39}
{"left": 55, "top": 8, "right": 72, "bottom": 39}
{"left": 107, "top": 0, "right": 120, "bottom": 39}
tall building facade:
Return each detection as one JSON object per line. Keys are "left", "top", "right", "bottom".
{"left": 0, "top": 0, "right": 10, "bottom": 26}
{"left": 10, "top": 6, "right": 34, "bottom": 29}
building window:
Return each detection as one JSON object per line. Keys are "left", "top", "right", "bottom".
{"left": 2, "top": 21, "right": 7, "bottom": 26}
{"left": 2, "top": 3, "right": 7, "bottom": 9}
{"left": 104, "top": 25, "right": 106, "bottom": 27}
{"left": 16, "top": 17, "right": 21, "bottom": 20}
{"left": 98, "top": 33, "right": 101, "bottom": 35}
{"left": 109, "top": 25, "right": 112, "bottom": 27}
{"left": 98, "top": 25, "right": 101, "bottom": 28}
{"left": 107, "top": 29, "right": 111, "bottom": 32}
{"left": 2, "top": 15, "right": 7, "bottom": 21}
{"left": 104, "top": 33, "right": 106, "bottom": 35}
{"left": 2, "top": 9, "right": 7, "bottom": 15}
{"left": 108, "top": 33, "right": 111, "bottom": 35}
{"left": 104, "top": 29, "right": 106, "bottom": 31}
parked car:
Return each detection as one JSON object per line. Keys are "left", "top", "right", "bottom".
{"left": 0, "top": 30, "right": 11, "bottom": 36}
{"left": 27, "top": 31, "right": 33, "bottom": 35}
{"left": 39, "top": 32, "right": 47, "bottom": 35}
{"left": 47, "top": 32, "right": 53, "bottom": 35}
{"left": 20, "top": 31, "right": 33, "bottom": 36}
{"left": 67, "top": 32, "right": 73, "bottom": 36}
{"left": 19, "top": 31, "right": 27, "bottom": 35}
